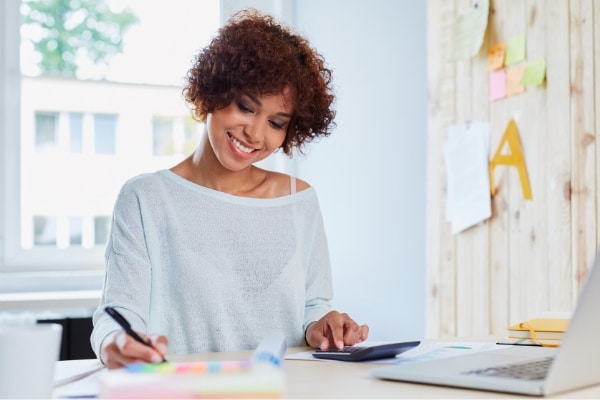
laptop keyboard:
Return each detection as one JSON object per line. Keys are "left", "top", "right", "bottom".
{"left": 463, "top": 357, "right": 554, "bottom": 381}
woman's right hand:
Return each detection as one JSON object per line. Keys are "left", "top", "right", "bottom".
{"left": 100, "top": 330, "right": 169, "bottom": 369}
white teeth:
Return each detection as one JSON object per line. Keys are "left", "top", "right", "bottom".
{"left": 229, "top": 134, "right": 255, "bottom": 153}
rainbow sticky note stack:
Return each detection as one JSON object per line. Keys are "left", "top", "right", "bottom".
{"left": 99, "top": 335, "right": 287, "bottom": 398}
{"left": 98, "top": 359, "right": 285, "bottom": 398}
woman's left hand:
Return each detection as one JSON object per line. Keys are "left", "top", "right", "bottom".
{"left": 305, "top": 311, "right": 369, "bottom": 350}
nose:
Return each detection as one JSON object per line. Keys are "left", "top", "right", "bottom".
{"left": 243, "top": 117, "right": 268, "bottom": 144}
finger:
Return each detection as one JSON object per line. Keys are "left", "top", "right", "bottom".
{"left": 325, "top": 313, "right": 346, "bottom": 350}
{"left": 103, "top": 341, "right": 140, "bottom": 369}
{"left": 148, "top": 334, "right": 169, "bottom": 356}
{"left": 116, "top": 331, "right": 163, "bottom": 363}
{"left": 342, "top": 321, "right": 362, "bottom": 345}
{"left": 342, "top": 316, "right": 370, "bottom": 345}
{"left": 307, "top": 319, "right": 335, "bottom": 350}
{"left": 359, "top": 324, "right": 370, "bottom": 341}
{"left": 105, "top": 350, "right": 139, "bottom": 369}
{"left": 319, "top": 336, "right": 331, "bottom": 351}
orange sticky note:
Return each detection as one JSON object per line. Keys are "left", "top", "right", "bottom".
{"left": 489, "top": 119, "right": 532, "bottom": 200}
{"left": 487, "top": 42, "right": 505, "bottom": 70}
{"left": 506, "top": 65, "right": 525, "bottom": 96}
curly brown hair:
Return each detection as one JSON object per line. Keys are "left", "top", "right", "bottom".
{"left": 183, "top": 9, "right": 336, "bottom": 156}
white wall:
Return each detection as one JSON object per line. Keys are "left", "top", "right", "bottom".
{"left": 291, "top": 0, "right": 427, "bottom": 341}
{"left": 219, "top": 0, "right": 427, "bottom": 341}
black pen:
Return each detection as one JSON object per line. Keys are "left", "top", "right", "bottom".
{"left": 105, "top": 306, "right": 167, "bottom": 362}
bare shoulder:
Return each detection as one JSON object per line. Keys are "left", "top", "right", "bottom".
{"left": 294, "top": 177, "right": 311, "bottom": 192}
{"left": 262, "top": 170, "right": 311, "bottom": 197}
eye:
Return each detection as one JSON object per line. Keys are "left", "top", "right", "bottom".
{"left": 237, "top": 101, "right": 253, "bottom": 113}
{"left": 269, "top": 120, "right": 286, "bottom": 131}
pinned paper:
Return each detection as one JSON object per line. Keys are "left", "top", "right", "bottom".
{"left": 505, "top": 34, "right": 526, "bottom": 66}
{"left": 506, "top": 65, "right": 525, "bottom": 96}
{"left": 489, "top": 69, "right": 507, "bottom": 101}
{"left": 489, "top": 119, "right": 532, "bottom": 200}
{"left": 520, "top": 58, "right": 546, "bottom": 86}
{"left": 487, "top": 42, "right": 505, "bottom": 71}
{"left": 445, "top": 121, "right": 492, "bottom": 234}
{"left": 450, "top": 0, "right": 490, "bottom": 61}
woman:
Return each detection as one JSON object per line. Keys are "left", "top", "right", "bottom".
{"left": 91, "top": 9, "right": 369, "bottom": 368}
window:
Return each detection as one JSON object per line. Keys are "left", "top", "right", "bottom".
{"left": 152, "top": 116, "right": 174, "bottom": 156}
{"left": 93, "top": 114, "right": 117, "bottom": 155}
{"left": 0, "top": 0, "right": 220, "bottom": 292}
{"left": 34, "top": 112, "right": 58, "bottom": 152}
{"left": 69, "top": 113, "right": 83, "bottom": 153}
{"left": 152, "top": 115, "right": 199, "bottom": 157}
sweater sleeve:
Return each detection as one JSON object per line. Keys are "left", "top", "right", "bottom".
{"left": 90, "top": 178, "right": 153, "bottom": 358}
{"left": 302, "top": 199, "right": 334, "bottom": 334}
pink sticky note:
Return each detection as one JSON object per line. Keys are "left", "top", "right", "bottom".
{"left": 489, "top": 69, "right": 506, "bottom": 101}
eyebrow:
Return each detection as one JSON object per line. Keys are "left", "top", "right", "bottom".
{"left": 246, "top": 93, "right": 293, "bottom": 119}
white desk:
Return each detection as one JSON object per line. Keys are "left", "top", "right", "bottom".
{"left": 54, "top": 347, "right": 600, "bottom": 399}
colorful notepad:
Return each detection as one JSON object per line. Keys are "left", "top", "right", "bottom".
{"left": 98, "top": 335, "right": 287, "bottom": 399}
{"left": 98, "top": 360, "right": 284, "bottom": 398}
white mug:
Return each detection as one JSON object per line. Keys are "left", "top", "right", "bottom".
{"left": 0, "top": 323, "right": 63, "bottom": 399}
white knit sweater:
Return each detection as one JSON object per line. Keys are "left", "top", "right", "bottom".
{"left": 91, "top": 169, "right": 333, "bottom": 356}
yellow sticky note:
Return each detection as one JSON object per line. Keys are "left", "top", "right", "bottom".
{"left": 489, "top": 119, "right": 532, "bottom": 200}
{"left": 506, "top": 65, "right": 525, "bottom": 96}
{"left": 520, "top": 58, "right": 546, "bottom": 86}
{"left": 487, "top": 42, "right": 505, "bottom": 70}
{"left": 505, "top": 34, "right": 526, "bottom": 66}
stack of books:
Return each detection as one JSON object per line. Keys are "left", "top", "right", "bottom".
{"left": 497, "top": 317, "right": 569, "bottom": 347}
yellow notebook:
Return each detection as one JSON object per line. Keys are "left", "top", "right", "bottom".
{"left": 496, "top": 337, "right": 562, "bottom": 348}
{"left": 507, "top": 318, "right": 569, "bottom": 340}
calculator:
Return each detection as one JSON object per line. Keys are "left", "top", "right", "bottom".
{"left": 312, "top": 341, "right": 420, "bottom": 362}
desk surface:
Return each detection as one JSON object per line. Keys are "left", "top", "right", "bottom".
{"left": 54, "top": 347, "right": 600, "bottom": 399}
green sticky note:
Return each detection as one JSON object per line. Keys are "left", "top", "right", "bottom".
{"left": 505, "top": 34, "right": 526, "bottom": 66}
{"left": 519, "top": 58, "right": 546, "bottom": 86}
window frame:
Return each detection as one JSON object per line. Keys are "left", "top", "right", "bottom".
{"left": 0, "top": 0, "right": 117, "bottom": 293}
{"left": 0, "top": 0, "right": 290, "bottom": 294}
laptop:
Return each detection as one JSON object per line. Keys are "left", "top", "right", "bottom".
{"left": 371, "top": 254, "right": 600, "bottom": 396}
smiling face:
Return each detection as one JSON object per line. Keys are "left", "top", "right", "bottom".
{"left": 205, "top": 88, "right": 294, "bottom": 172}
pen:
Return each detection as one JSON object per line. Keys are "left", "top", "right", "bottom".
{"left": 105, "top": 306, "right": 167, "bottom": 362}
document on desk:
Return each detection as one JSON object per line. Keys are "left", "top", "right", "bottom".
{"left": 53, "top": 359, "right": 104, "bottom": 398}
{"left": 286, "top": 341, "right": 499, "bottom": 364}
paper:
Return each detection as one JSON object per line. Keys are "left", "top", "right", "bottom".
{"left": 286, "top": 341, "right": 500, "bottom": 365}
{"left": 489, "top": 69, "right": 506, "bottom": 101}
{"left": 53, "top": 359, "right": 104, "bottom": 398}
{"left": 286, "top": 341, "right": 399, "bottom": 364}
{"left": 505, "top": 34, "right": 526, "bottom": 66}
{"left": 506, "top": 65, "right": 525, "bottom": 96}
{"left": 520, "top": 58, "right": 546, "bottom": 86}
{"left": 443, "top": 121, "right": 491, "bottom": 234}
{"left": 450, "top": 0, "right": 490, "bottom": 61}
{"left": 390, "top": 341, "right": 499, "bottom": 364}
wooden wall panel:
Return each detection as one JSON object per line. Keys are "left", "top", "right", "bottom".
{"left": 545, "top": 1, "right": 573, "bottom": 313}
{"left": 426, "top": 0, "right": 596, "bottom": 338}
{"left": 425, "top": 0, "right": 457, "bottom": 338}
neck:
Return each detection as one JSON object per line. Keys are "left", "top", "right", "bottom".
{"left": 175, "top": 135, "right": 258, "bottom": 195}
